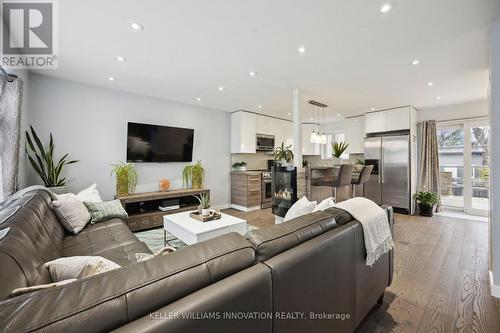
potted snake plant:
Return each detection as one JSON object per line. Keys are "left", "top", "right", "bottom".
{"left": 332, "top": 141, "right": 349, "bottom": 164}
{"left": 193, "top": 193, "right": 211, "bottom": 216}
{"left": 25, "top": 126, "right": 78, "bottom": 194}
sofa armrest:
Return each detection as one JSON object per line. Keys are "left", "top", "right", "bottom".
{"left": 380, "top": 205, "right": 394, "bottom": 286}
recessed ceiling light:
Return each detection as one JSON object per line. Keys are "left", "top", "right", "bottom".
{"left": 310, "top": 117, "right": 314, "bottom": 121}
{"left": 287, "top": 112, "right": 291, "bottom": 115}
{"left": 337, "top": 113, "right": 342, "bottom": 117}
{"left": 298, "top": 46, "right": 307, "bottom": 54}
{"left": 380, "top": 2, "right": 395, "bottom": 13}
{"left": 249, "top": 71, "right": 257, "bottom": 76}
{"left": 108, "top": 77, "right": 115, "bottom": 81}
{"left": 427, "top": 82, "right": 434, "bottom": 87}
{"left": 412, "top": 59, "right": 420, "bottom": 65}
{"left": 371, "top": 107, "right": 377, "bottom": 111}
{"left": 218, "top": 86, "right": 224, "bottom": 91}
{"left": 258, "top": 105, "right": 262, "bottom": 109}
{"left": 115, "top": 56, "right": 126, "bottom": 62}
{"left": 196, "top": 97, "right": 201, "bottom": 101}
{"left": 435, "top": 96, "right": 441, "bottom": 100}
{"left": 129, "top": 22, "right": 144, "bottom": 31}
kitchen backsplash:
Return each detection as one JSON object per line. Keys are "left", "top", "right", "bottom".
{"left": 231, "top": 152, "right": 273, "bottom": 170}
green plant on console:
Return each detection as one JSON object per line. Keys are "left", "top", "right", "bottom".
{"left": 273, "top": 142, "right": 294, "bottom": 163}
{"left": 332, "top": 141, "right": 349, "bottom": 158}
{"left": 193, "top": 193, "right": 211, "bottom": 209}
{"left": 413, "top": 191, "right": 439, "bottom": 208}
{"left": 111, "top": 162, "right": 137, "bottom": 197}
{"left": 183, "top": 160, "right": 205, "bottom": 189}
{"left": 25, "top": 125, "right": 78, "bottom": 187}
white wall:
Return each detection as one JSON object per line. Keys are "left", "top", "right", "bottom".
{"left": 417, "top": 99, "right": 488, "bottom": 122}
{"left": 25, "top": 73, "right": 231, "bottom": 206}
{"left": 489, "top": 17, "right": 500, "bottom": 296}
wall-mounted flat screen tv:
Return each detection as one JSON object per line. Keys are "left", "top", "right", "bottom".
{"left": 126, "top": 122, "right": 194, "bottom": 162}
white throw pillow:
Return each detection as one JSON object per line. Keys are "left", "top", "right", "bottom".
{"left": 51, "top": 197, "right": 91, "bottom": 234}
{"left": 283, "top": 196, "right": 317, "bottom": 222}
{"left": 312, "top": 197, "right": 336, "bottom": 212}
{"left": 45, "top": 256, "right": 120, "bottom": 282}
{"left": 57, "top": 183, "right": 102, "bottom": 203}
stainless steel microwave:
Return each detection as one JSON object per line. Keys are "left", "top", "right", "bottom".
{"left": 256, "top": 134, "right": 275, "bottom": 151}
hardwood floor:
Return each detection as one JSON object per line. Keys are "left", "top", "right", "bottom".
{"left": 222, "top": 208, "right": 500, "bottom": 332}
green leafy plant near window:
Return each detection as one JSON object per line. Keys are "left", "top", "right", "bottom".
{"left": 273, "top": 142, "right": 294, "bottom": 163}
{"left": 332, "top": 141, "right": 349, "bottom": 158}
{"left": 25, "top": 125, "right": 78, "bottom": 187}
{"left": 413, "top": 191, "right": 439, "bottom": 207}
{"left": 183, "top": 160, "right": 205, "bottom": 189}
{"left": 111, "top": 162, "right": 137, "bottom": 197}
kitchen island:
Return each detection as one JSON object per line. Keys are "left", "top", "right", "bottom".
{"left": 305, "top": 166, "right": 363, "bottom": 203}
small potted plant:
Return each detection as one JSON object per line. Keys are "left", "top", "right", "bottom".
{"left": 194, "top": 193, "right": 211, "bottom": 216}
{"left": 413, "top": 191, "right": 439, "bottom": 217}
{"left": 25, "top": 125, "right": 78, "bottom": 194}
{"left": 273, "top": 142, "right": 294, "bottom": 166}
{"left": 332, "top": 141, "right": 349, "bottom": 164}
{"left": 232, "top": 161, "right": 247, "bottom": 171}
{"left": 183, "top": 160, "right": 205, "bottom": 189}
{"left": 111, "top": 162, "right": 138, "bottom": 197}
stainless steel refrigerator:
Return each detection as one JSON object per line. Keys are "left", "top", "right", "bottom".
{"left": 364, "top": 133, "right": 411, "bottom": 213}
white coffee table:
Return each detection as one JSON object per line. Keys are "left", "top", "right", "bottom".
{"left": 163, "top": 211, "right": 247, "bottom": 245}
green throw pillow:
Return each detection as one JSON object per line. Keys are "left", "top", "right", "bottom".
{"left": 84, "top": 199, "right": 128, "bottom": 224}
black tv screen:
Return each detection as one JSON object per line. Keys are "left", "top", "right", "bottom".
{"left": 126, "top": 122, "right": 194, "bottom": 162}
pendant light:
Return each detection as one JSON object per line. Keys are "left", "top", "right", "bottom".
{"left": 320, "top": 106, "right": 327, "bottom": 144}
{"left": 310, "top": 104, "right": 317, "bottom": 143}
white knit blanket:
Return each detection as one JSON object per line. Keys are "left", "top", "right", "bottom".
{"left": 336, "top": 197, "right": 394, "bottom": 266}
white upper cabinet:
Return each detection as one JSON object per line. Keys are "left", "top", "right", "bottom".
{"left": 344, "top": 116, "right": 365, "bottom": 154}
{"left": 365, "top": 111, "right": 386, "bottom": 133}
{"left": 301, "top": 124, "right": 320, "bottom": 156}
{"left": 274, "top": 119, "right": 293, "bottom": 149}
{"left": 385, "top": 107, "right": 410, "bottom": 132}
{"left": 255, "top": 114, "right": 274, "bottom": 136}
{"left": 231, "top": 111, "right": 256, "bottom": 153}
{"left": 365, "top": 107, "right": 414, "bottom": 133}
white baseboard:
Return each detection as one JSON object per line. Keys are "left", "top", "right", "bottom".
{"left": 212, "top": 204, "right": 231, "bottom": 210}
{"left": 489, "top": 270, "right": 500, "bottom": 298}
{"left": 230, "top": 204, "right": 261, "bottom": 212}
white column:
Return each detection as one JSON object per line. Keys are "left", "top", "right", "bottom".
{"left": 489, "top": 17, "right": 500, "bottom": 298}
{"left": 292, "top": 89, "right": 303, "bottom": 169}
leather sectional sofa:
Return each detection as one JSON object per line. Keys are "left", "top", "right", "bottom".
{"left": 0, "top": 189, "right": 393, "bottom": 332}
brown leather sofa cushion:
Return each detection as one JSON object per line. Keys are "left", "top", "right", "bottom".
{"left": 245, "top": 210, "right": 341, "bottom": 262}
{"left": 0, "top": 232, "right": 255, "bottom": 332}
{"left": 63, "top": 218, "right": 151, "bottom": 266}
{"left": 322, "top": 206, "right": 354, "bottom": 225}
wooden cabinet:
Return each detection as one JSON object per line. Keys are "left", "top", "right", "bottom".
{"left": 365, "top": 106, "right": 416, "bottom": 133}
{"left": 231, "top": 111, "right": 256, "bottom": 153}
{"left": 344, "top": 116, "right": 365, "bottom": 154}
{"left": 301, "top": 124, "right": 320, "bottom": 155}
{"left": 231, "top": 172, "right": 262, "bottom": 211}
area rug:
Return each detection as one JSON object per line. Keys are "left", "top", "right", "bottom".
{"left": 135, "top": 225, "right": 258, "bottom": 253}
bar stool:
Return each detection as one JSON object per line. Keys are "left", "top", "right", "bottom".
{"left": 351, "top": 165, "right": 373, "bottom": 197}
{"left": 314, "top": 164, "right": 353, "bottom": 203}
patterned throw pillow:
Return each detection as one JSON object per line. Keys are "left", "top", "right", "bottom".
{"left": 83, "top": 199, "right": 128, "bottom": 224}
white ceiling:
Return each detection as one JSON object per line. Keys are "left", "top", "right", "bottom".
{"left": 32, "top": 0, "right": 500, "bottom": 122}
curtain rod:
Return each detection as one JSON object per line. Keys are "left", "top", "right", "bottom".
{"left": 434, "top": 115, "right": 488, "bottom": 124}
{"left": 0, "top": 64, "right": 14, "bottom": 82}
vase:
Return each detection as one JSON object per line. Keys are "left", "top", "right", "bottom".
{"left": 116, "top": 178, "right": 129, "bottom": 197}
{"left": 191, "top": 173, "right": 203, "bottom": 189}
{"left": 48, "top": 186, "right": 67, "bottom": 195}
{"left": 202, "top": 208, "right": 211, "bottom": 216}
{"left": 332, "top": 157, "right": 341, "bottom": 165}
{"left": 419, "top": 203, "right": 434, "bottom": 217}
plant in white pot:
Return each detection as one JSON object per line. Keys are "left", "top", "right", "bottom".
{"left": 232, "top": 161, "right": 247, "bottom": 171}
{"left": 272, "top": 142, "right": 294, "bottom": 166}
{"left": 193, "top": 193, "right": 211, "bottom": 216}
{"left": 331, "top": 141, "right": 349, "bottom": 164}
{"left": 25, "top": 126, "right": 78, "bottom": 194}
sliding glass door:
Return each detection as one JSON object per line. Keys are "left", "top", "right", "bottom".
{"left": 437, "top": 119, "right": 489, "bottom": 216}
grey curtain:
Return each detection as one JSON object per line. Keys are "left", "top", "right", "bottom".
{"left": 418, "top": 120, "right": 441, "bottom": 211}
{"left": 0, "top": 75, "right": 23, "bottom": 201}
